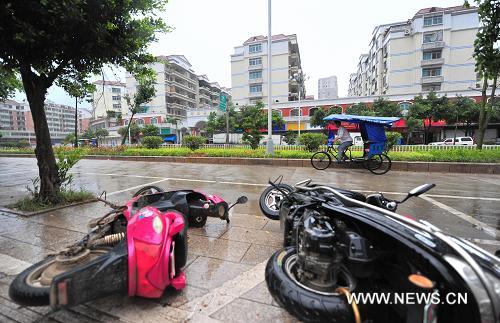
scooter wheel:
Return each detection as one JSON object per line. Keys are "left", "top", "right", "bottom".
{"left": 188, "top": 214, "right": 207, "bottom": 228}
{"left": 9, "top": 257, "right": 54, "bottom": 306}
{"left": 174, "top": 226, "right": 188, "bottom": 271}
{"left": 133, "top": 185, "right": 164, "bottom": 197}
{"left": 259, "top": 184, "right": 292, "bottom": 220}
{"left": 265, "top": 247, "right": 354, "bottom": 323}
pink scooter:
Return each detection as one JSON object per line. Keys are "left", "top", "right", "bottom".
{"left": 9, "top": 186, "right": 247, "bottom": 308}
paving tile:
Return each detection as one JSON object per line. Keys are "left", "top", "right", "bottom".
{"left": 47, "top": 309, "right": 98, "bottom": 323}
{"left": 0, "top": 235, "right": 54, "bottom": 263}
{"left": 262, "top": 220, "right": 281, "bottom": 232}
{"left": 220, "top": 227, "right": 282, "bottom": 247}
{"left": 211, "top": 298, "right": 298, "bottom": 323}
{"left": 241, "top": 281, "right": 280, "bottom": 307}
{"left": 227, "top": 213, "right": 268, "bottom": 230}
{"left": 188, "top": 217, "right": 230, "bottom": 238}
{"left": 0, "top": 296, "right": 44, "bottom": 323}
{"left": 188, "top": 234, "right": 251, "bottom": 262}
{"left": 183, "top": 256, "right": 252, "bottom": 290}
{"left": 240, "top": 244, "right": 279, "bottom": 265}
{"left": 159, "top": 285, "right": 208, "bottom": 308}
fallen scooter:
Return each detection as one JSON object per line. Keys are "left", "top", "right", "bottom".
{"left": 9, "top": 186, "right": 247, "bottom": 309}
{"left": 262, "top": 178, "right": 500, "bottom": 323}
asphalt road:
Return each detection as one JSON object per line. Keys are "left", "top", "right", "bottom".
{"left": 0, "top": 157, "right": 498, "bottom": 322}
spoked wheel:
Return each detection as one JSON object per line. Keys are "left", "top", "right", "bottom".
{"left": 367, "top": 154, "right": 392, "bottom": 175}
{"left": 9, "top": 249, "right": 109, "bottom": 306}
{"left": 133, "top": 185, "right": 165, "bottom": 197}
{"left": 310, "top": 152, "right": 331, "bottom": 170}
{"left": 266, "top": 247, "right": 356, "bottom": 322}
{"left": 259, "top": 184, "right": 292, "bottom": 220}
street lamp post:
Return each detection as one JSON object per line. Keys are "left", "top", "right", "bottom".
{"left": 266, "top": 0, "right": 274, "bottom": 154}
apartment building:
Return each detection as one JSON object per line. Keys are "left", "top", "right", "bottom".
{"left": 318, "top": 76, "right": 338, "bottom": 99}
{"left": 0, "top": 100, "right": 82, "bottom": 144}
{"left": 348, "top": 5, "right": 479, "bottom": 97}
{"left": 231, "top": 34, "right": 304, "bottom": 106}
{"left": 126, "top": 55, "right": 198, "bottom": 120}
{"left": 91, "top": 80, "right": 127, "bottom": 118}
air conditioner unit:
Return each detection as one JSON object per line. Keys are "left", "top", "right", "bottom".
{"left": 404, "top": 29, "right": 411, "bottom": 36}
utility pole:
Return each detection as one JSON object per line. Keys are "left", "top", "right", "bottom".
{"left": 266, "top": 0, "right": 274, "bottom": 154}
{"left": 74, "top": 96, "right": 78, "bottom": 148}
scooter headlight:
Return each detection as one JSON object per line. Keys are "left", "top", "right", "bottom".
{"left": 152, "top": 216, "right": 163, "bottom": 234}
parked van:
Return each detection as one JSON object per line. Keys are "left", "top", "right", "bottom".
{"left": 429, "top": 137, "right": 474, "bottom": 146}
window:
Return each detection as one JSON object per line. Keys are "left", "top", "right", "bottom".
{"left": 461, "top": 137, "right": 472, "bottom": 142}
{"left": 112, "top": 104, "right": 121, "bottom": 110}
{"left": 290, "top": 108, "right": 300, "bottom": 117}
{"left": 136, "top": 119, "right": 144, "bottom": 125}
{"left": 250, "top": 84, "right": 262, "bottom": 93}
{"left": 423, "top": 51, "right": 442, "bottom": 60}
{"left": 112, "top": 95, "right": 121, "bottom": 101}
{"left": 249, "top": 57, "right": 262, "bottom": 66}
{"left": 308, "top": 107, "right": 318, "bottom": 116}
{"left": 249, "top": 44, "right": 262, "bottom": 53}
{"left": 249, "top": 70, "right": 262, "bottom": 79}
{"left": 398, "top": 102, "right": 412, "bottom": 116}
{"left": 422, "top": 83, "right": 441, "bottom": 91}
{"left": 151, "top": 117, "right": 158, "bottom": 124}
{"left": 423, "top": 15, "right": 443, "bottom": 27}
{"left": 422, "top": 67, "right": 441, "bottom": 77}
{"left": 423, "top": 30, "right": 443, "bottom": 43}
{"left": 111, "top": 88, "right": 121, "bottom": 93}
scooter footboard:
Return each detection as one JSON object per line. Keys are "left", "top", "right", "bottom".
{"left": 49, "top": 242, "right": 128, "bottom": 309}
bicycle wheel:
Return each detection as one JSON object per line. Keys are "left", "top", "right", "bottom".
{"left": 367, "top": 154, "right": 391, "bottom": 175}
{"left": 311, "top": 151, "right": 332, "bottom": 170}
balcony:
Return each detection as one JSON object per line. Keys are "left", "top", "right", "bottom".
{"left": 249, "top": 77, "right": 263, "bottom": 84}
{"left": 421, "top": 76, "right": 443, "bottom": 84}
{"left": 421, "top": 58, "right": 444, "bottom": 66}
{"left": 421, "top": 41, "right": 445, "bottom": 50}
{"left": 248, "top": 64, "right": 263, "bottom": 70}
{"left": 249, "top": 91, "right": 262, "bottom": 98}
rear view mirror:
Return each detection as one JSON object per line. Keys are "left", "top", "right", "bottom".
{"left": 409, "top": 184, "right": 436, "bottom": 197}
{"left": 236, "top": 196, "right": 248, "bottom": 204}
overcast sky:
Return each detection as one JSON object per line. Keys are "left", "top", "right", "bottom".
{"left": 16, "top": 0, "right": 464, "bottom": 109}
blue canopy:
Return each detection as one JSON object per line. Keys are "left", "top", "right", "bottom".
{"left": 323, "top": 114, "right": 400, "bottom": 125}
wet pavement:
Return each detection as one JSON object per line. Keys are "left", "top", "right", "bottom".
{"left": 0, "top": 157, "right": 499, "bottom": 322}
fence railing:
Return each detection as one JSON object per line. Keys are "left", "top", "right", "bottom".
{"left": 159, "top": 143, "right": 499, "bottom": 151}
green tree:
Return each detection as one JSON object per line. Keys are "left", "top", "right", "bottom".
{"left": 0, "top": 66, "right": 22, "bottom": 100}
{"left": 473, "top": 0, "right": 500, "bottom": 148}
{"left": 142, "top": 124, "right": 160, "bottom": 137}
{"left": 118, "top": 123, "right": 141, "bottom": 144}
{"left": 81, "top": 129, "right": 95, "bottom": 140}
{"left": 310, "top": 109, "right": 326, "bottom": 128}
{"left": 408, "top": 92, "right": 449, "bottom": 144}
{"left": 240, "top": 103, "right": 266, "bottom": 149}
{"left": 63, "top": 133, "right": 76, "bottom": 146}
{"left": 346, "top": 103, "right": 374, "bottom": 116}
{"left": 283, "top": 131, "right": 297, "bottom": 145}
{"left": 58, "top": 79, "right": 96, "bottom": 148}
{"left": 94, "top": 128, "right": 109, "bottom": 147}
{"left": 439, "top": 96, "right": 478, "bottom": 139}
{"left": 372, "top": 97, "right": 402, "bottom": 117}
{"left": 123, "top": 70, "right": 157, "bottom": 145}
{"left": 0, "top": 0, "right": 168, "bottom": 202}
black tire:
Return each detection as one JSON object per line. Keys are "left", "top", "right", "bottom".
{"left": 133, "top": 185, "right": 164, "bottom": 197}
{"left": 174, "top": 225, "right": 188, "bottom": 272}
{"left": 188, "top": 214, "right": 207, "bottom": 228}
{"left": 259, "top": 184, "right": 292, "bottom": 220}
{"left": 9, "top": 257, "right": 54, "bottom": 306}
{"left": 367, "top": 154, "right": 391, "bottom": 175}
{"left": 265, "top": 247, "right": 353, "bottom": 323}
{"left": 311, "top": 151, "right": 331, "bottom": 170}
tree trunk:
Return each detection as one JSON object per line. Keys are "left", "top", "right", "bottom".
{"left": 476, "top": 77, "right": 489, "bottom": 149}
{"left": 121, "top": 113, "right": 135, "bottom": 145}
{"left": 74, "top": 97, "right": 78, "bottom": 148}
{"left": 20, "top": 67, "right": 61, "bottom": 203}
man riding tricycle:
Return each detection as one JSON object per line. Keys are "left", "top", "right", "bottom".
{"left": 311, "top": 114, "right": 400, "bottom": 175}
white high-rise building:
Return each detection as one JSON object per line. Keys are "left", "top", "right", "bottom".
{"left": 231, "top": 34, "right": 304, "bottom": 106}
{"left": 348, "top": 5, "right": 479, "bottom": 97}
{"left": 318, "top": 76, "right": 338, "bottom": 99}
{"left": 91, "top": 80, "right": 127, "bottom": 118}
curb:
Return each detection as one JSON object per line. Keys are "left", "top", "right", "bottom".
{"left": 1, "top": 153, "right": 499, "bottom": 174}
{"left": 0, "top": 198, "right": 97, "bottom": 217}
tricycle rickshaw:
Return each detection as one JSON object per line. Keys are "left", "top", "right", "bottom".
{"left": 310, "top": 114, "right": 400, "bottom": 175}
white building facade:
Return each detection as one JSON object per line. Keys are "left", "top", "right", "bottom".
{"left": 318, "top": 76, "right": 338, "bottom": 99}
{"left": 348, "top": 6, "right": 479, "bottom": 97}
{"left": 91, "top": 80, "right": 127, "bottom": 118}
{"left": 231, "top": 34, "right": 304, "bottom": 107}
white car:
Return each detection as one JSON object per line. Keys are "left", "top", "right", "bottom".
{"left": 429, "top": 137, "right": 474, "bottom": 146}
